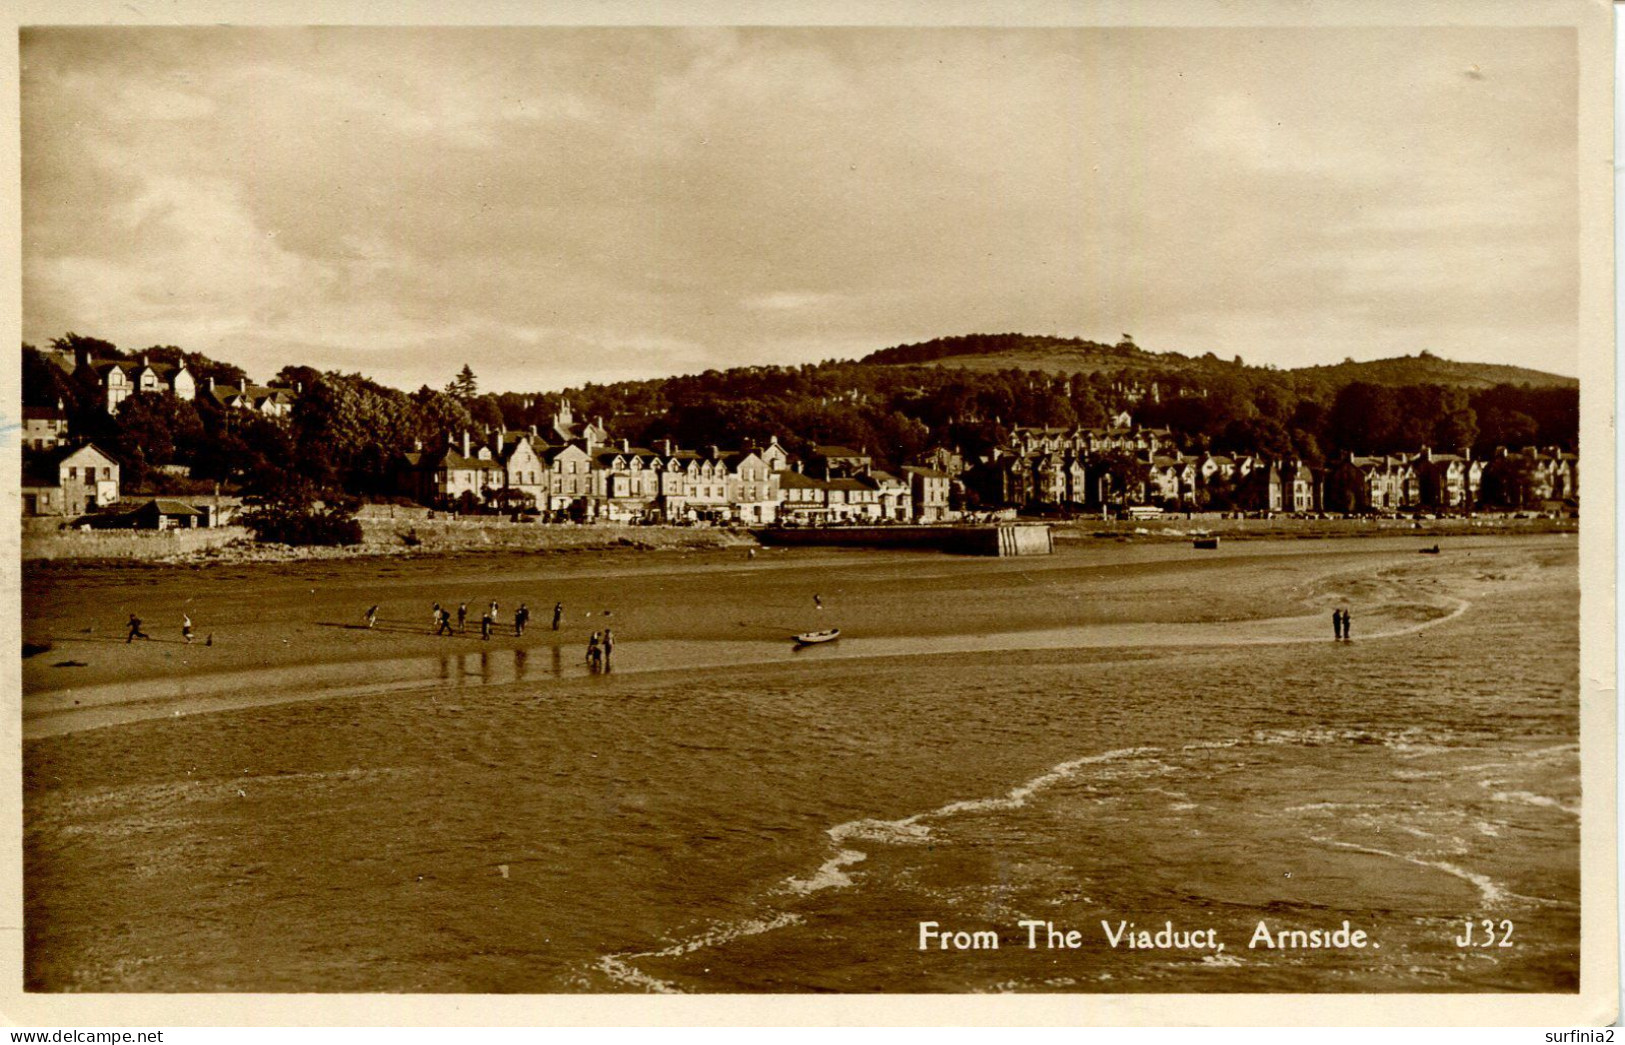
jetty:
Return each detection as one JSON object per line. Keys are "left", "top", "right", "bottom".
{"left": 754, "top": 523, "right": 1053, "bottom": 557}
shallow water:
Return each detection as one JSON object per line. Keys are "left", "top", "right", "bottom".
{"left": 23, "top": 537, "right": 1579, "bottom": 993}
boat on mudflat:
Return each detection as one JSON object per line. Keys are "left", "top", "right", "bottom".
{"left": 793, "top": 628, "right": 841, "bottom": 645}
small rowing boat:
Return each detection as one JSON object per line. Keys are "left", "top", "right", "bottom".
{"left": 794, "top": 628, "right": 840, "bottom": 645}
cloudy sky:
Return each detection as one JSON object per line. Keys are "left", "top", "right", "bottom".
{"left": 21, "top": 24, "right": 1578, "bottom": 392}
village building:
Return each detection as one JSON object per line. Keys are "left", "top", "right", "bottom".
{"left": 914, "top": 446, "right": 967, "bottom": 478}
{"left": 84, "top": 354, "right": 197, "bottom": 413}
{"left": 1411, "top": 448, "right": 1484, "bottom": 510}
{"left": 201, "top": 377, "right": 299, "bottom": 417}
{"left": 543, "top": 399, "right": 607, "bottom": 447}
{"left": 93, "top": 498, "right": 207, "bottom": 530}
{"left": 395, "top": 431, "right": 506, "bottom": 510}
{"left": 22, "top": 443, "right": 121, "bottom": 517}
{"left": 775, "top": 468, "right": 829, "bottom": 524}
{"left": 725, "top": 448, "right": 780, "bottom": 524}
{"left": 1148, "top": 453, "right": 1199, "bottom": 507}
{"left": 542, "top": 442, "right": 595, "bottom": 516}
{"left": 22, "top": 401, "right": 69, "bottom": 451}
{"left": 901, "top": 465, "right": 953, "bottom": 522}
{"left": 493, "top": 429, "right": 548, "bottom": 511}
{"left": 863, "top": 469, "right": 912, "bottom": 522}
{"left": 757, "top": 435, "right": 790, "bottom": 472}
{"left": 824, "top": 476, "right": 880, "bottom": 522}
{"left": 1237, "top": 462, "right": 1284, "bottom": 512}
{"left": 1322, "top": 454, "right": 1419, "bottom": 512}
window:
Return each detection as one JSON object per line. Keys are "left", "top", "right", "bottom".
{"left": 68, "top": 467, "right": 76, "bottom": 479}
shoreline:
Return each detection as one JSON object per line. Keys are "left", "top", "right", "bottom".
{"left": 21, "top": 513, "right": 1577, "bottom": 568}
{"left": 23, "top": 532, "right": 1570, "bottom": 740}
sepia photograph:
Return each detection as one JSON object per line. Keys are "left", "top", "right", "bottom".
{"left": 6, "top": 0, "right": 1616, "bottom": 1026}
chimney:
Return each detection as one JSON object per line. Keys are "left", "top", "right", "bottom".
{"left": 621, "top": 438, "right": 630, "bottom": 453}
{"left": 594, "top": 416, "right": 603, "bottom": 430}
{"left": 295, "top": 381, "right": 303, "bottom": 394}
{"left": 141, "top": 354, "right": 149, "bottom": 366}
{"left": 413, "top": 438, "right": 423, "bottom": 452}
{"left": 462, "top": 430, "right": 471, "bottom": 458}
{"left": 529, "top": 424, "right": 537, "bottom": 437}
{"left": 708, "top": 444, "right": 719, "bottom": 459}
{"left": 206, "top": 376, "right": 215, "bottom": 390}
{"left": 794, "top": 460, "right": 803, "bottom": 473}
{"left": 661, "top": 439, "right": 673, "bottom": 456}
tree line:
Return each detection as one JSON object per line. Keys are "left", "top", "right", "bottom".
{"left": 23, "top": 332, "right": 1578, "bottom": 504}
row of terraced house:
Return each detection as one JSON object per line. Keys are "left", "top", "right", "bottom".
{"left": 958, "top": 424, "right": 1578, "bottom": 514}
{"left": 392, "top": 402, "right": 959, "bottom": 525}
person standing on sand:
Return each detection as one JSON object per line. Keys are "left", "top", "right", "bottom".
{"left": 457, "top": 602, "right": 468, "bottom": 632}
{"left": 587, "top": 631, "right": 602, "bottom": 670}
{"left": 1342, "top": 607, "right": 1353, "bottom": 642}
{"left": 814, "top": 594, "right": 823, "bottom": 611}
{"left": 489, "top": 600, "right": 500, "bottom": 627}
{"left": 126, "top": 615, "right": 149, "bottom": 643}
{"left": 480, "top": 612, "right": 492, "bottom": 640}
{"left": 182, "top": 614, "right": 194, "bottom": 644}
{"left": 432, "top": 603, "right": 442, "bottom": 634}
{"left": 437, "top": 608, "right": 455, "bottom": 636}
{"left": 365, "top": 605, "right": 378, "bottom": 629}
{"left": 603, "top": 628, "right": 614, "bottom": 666}
{"left": 514, "top": 603, "right": 530, "bottom": 637}
{"left": 552, "top": 602, "right": 563, "bottom": 630}
{"left": 1332, "top": 608, "right": 1342, "bottom": 641}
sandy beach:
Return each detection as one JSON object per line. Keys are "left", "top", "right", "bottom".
{"left": 24, "top": 534, "right": 1502, "bottom": 734}
{"left": 23, "top": 533, "right": 1579, "bottom": 992}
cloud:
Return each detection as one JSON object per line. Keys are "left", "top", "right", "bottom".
{"left": 19, "top": 26, "right": 1581, "bottom": 389}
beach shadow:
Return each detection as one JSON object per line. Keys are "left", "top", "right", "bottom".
{"left": 315, "top": 620, "right": 447, "bottom": 635}
{"left": 62, "top": 634, "right": 191, "bottom": 646}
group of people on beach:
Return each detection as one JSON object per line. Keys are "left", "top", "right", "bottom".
{"left": 1332, "top": 606, "right": 1354, "bottom": 641}
{"left": 416, "top": 599, "right": 549, "bottom": 640}
{"left": 362, "top": 598, "right": 607, "bottom": 664}
{"left": 585, "top": 628, "right": 615, "bottom": 672}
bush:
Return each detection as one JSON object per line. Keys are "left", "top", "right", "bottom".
{"left": 237, "top": 480, "right": 364, "bottom": 546}
{"left": 239, "top": 506, "right": 363, "bottom": 546}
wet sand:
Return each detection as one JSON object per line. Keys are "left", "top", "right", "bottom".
{"left": 23, "top": 534, "right": 1580, "bottom": 992}
{"left": 26, "top": 535, "right": 1507, "bottom": 737}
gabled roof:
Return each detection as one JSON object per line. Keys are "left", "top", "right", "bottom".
{"left": 22, "top": 404, "right": 65, "bottom": 421}
{"left": 420, "top": 448, "right": 503, "bottom": 471}
{"left": 139, "top": 498, "right": 204, "bottom": 516}
{"left": 900, "top": 465, "right": 948, "bottom": 478}
{"left": 541, "top": 443, "right": 590, "bottom": 464}
{"left": 23, "top": 442, "right": 118, "bottom": 484}
{"left": 812, "top": 445, "right": 867, "bottom": 458}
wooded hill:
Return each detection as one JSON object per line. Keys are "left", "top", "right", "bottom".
{"left": 24, "top": 329, "right": 1580, "bottom": 503}
{"left": 861, "top": 333, "right": 1577, "bottom": 393}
